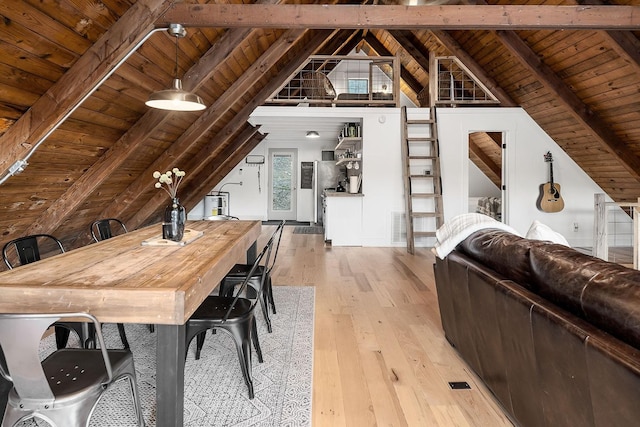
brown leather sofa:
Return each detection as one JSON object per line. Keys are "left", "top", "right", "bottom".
{"left": 434, "top": 228, "right": 640, "bottom": 427}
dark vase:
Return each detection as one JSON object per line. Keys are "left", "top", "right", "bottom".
{"left": 163, "top": 197, "right": 186, "bottom": 242}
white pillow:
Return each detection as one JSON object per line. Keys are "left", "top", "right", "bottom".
{"left": 433, "top": 213, "right": 520, "bottom": 259}
{"left": 525, "top": 220, "right": 570, "bottom": 247}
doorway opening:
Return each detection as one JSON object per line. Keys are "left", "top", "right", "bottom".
{"left": 268, "top": 148, "right": 298, "bottom": 221}
{"left": 468, "top": 131, "right": 504, "bottom": 221}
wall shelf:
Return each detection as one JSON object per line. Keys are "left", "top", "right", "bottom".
{"left": 336, "top": 158, "right": 362, "bottom": 166}
{"left": 335, "top": 136, "right": 362, "bottom": 151}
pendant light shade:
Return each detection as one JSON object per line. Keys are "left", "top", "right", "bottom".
{"left": 146, "top": 78, "right": 206, "bottom": 111}
{"left": 306, "top": 130, "right": 320, "bottom": 138}
{"left": 146, "top": 24, "right": 206, "bottom": 112}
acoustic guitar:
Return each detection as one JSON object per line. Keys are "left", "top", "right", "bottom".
{"left": 537, "top": 151, "right": 565, "bottom": 213}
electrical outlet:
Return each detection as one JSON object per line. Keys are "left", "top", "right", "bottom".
{"left": 573, "top": 222, "right": 579, "bottom": 232}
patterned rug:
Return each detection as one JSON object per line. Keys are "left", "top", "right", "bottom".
{"left": 18, "top": 286, "right": 315, "bottom": 427}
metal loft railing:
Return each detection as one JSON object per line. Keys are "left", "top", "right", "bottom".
{"left": 265, "top": 55, "right": 400, "bottom": 107}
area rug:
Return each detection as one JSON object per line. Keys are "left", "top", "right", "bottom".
{"left": 19, "top": 286, "right": 315, "bottom": 427}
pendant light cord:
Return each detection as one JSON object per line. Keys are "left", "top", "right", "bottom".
{"left": 174, "top": 34, "right": 179, "bottom": 79}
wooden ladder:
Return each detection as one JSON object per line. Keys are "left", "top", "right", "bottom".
{"left": 401, "top": 106, "right": 444, "bottom": 254}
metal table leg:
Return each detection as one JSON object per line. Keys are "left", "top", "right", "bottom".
{"left": 156, "top": 324, "right": 186, "bottom": 427}
{"left": 247, "top": 240, "right": 257, "bottom": 263}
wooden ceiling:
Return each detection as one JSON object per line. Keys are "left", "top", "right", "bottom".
{"left": 1, "top": 0, "right": 639, "bottom": 260}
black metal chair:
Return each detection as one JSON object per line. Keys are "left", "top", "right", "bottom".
{"left": 90, "top": 218, "right": 128, "bottom": 242}
{"left": 186, "top": 231, "right": 274, "bottom": 399}
{"left": 0, "top": 312, "right": 144, "bottom": 426}
{"left": 2, "top": 234, "right": 130, "bottom": 350}
{"left": 218, "top": 220, "right": 285, "bottom": 333}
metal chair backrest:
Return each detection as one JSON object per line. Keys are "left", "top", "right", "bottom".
{"left": 0, "top": 313, "right": 113, "bottom": 402}
{"left": 2, "top": 234, "right": 65, "bottom": 269}
{"left": 266, "top": 220, "right": 286, "bottom": 274}
{"left": 91, "top": 218, "right": 128, "bottom": 242}
{"left": 223, "top": 232, "right": 275, "bottom": 322}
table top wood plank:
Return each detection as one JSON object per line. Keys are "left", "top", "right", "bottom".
{"left": 0, "top": 220, "right": 261, "bottom": 324}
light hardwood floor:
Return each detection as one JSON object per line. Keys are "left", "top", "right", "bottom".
{"left": 266, "top": 225, "right": 515, "bottom": 427}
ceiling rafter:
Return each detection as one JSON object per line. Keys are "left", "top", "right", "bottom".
{"left": 388, "top": 30, "right": 431, "bottom": 75}
{"left": 158, "top": 4, "right": 640, "bottom": 30}
{"left": 495, "top": 29, "right": 640, "bottom": 183}
{"left": 576, "top": 0, "right": 640, "bottom": 75}
{"left": 0, "top": 0, "right": 173, "bottom": 179}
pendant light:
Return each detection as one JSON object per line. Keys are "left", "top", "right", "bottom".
{"left": 306, "top": 131, "right": 320, "bottom": 138}
{"left": 145, "top": 24, "right": 206, "bottom": 112}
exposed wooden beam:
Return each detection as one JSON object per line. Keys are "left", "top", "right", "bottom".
{"left": 128, "top": 29, "right": 337, "bottom": 227}
{"left": 159, "top": 5, "right": 640, "bottom": 30}
{"left": 496, "top": 29, "right": 640, "bottom": 182}
{"left": 0, "top": 0, "right": 173, "bottom": 180}
{"left": 388, "top": 30, "right": 431, "bottom": 74}
{"left": 576, "top": 0, "right": 640, "bottom": 75}
{"left": 429, "top": 30, "right": 516, "bottom": 107}
{"left": 604, "top": 30, "right": 640, "bottom": 75}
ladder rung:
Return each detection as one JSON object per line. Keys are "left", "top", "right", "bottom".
{"left": 411, "top": 212, "right": 443, "bottom": 218}
{"left": 414, "top": 231, "right": 437, "bottom": 238}
{"left": 411, "top": 193, "right": 441, "bottom": 198}
{"left": 410, "top": 174, "right": 436, "bottom": 179}
{"left": 408, "top": 156, "right": 436, "bottom": 160}
{"left": 407, "top": 137, "right": 436, "bottom": 142}
{"left": 406, "top": 119, "right": 434, "bottom": 125}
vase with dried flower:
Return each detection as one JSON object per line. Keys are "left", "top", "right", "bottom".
{"left": 153, "top": 168, "right": 187, "bottom": 242}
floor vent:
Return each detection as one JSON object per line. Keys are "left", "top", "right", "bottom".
{"left": 392, "top": 212, "right": 406, "bottom": 244}
{"left": 448, "top": 381, "right": 471, "bottom": 390}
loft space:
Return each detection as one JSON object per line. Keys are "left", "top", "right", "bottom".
{"left": 265, "top": 54, "right": 500, "bottom": 108}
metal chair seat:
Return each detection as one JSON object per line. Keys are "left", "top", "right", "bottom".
{"left": 0, "top": 313, "right": 144, "bottom": 427}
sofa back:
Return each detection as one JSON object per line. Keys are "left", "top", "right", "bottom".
{"left": 457, "top": 229, "right": 640, "bottom": 351}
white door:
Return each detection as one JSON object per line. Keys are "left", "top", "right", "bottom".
{"left": 268, "top": 148, "right": 297, "bottom": 220}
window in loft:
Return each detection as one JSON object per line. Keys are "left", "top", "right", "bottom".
{"left": 348, "top": 78, "right": 368, "bottom": 94}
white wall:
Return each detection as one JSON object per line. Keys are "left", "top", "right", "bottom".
{"left": 468, "top": 161, "right": 501, "bottom": 198}
{"left": 191, "top": 106, "right": 612, "bottom": 248}
{"left": 437, "top": 107, "right": 609, "bottom": 247}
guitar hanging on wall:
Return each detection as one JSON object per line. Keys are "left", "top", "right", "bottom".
{"left": 537, "top": 151, "right": 565, "bottom": 213}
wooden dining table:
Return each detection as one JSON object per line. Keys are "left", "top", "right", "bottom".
{"left": 0, "top": 219, "right": 262, "bottom": 427}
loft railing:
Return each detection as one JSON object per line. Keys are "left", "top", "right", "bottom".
{"left": 433, "top": 56, "right": 499, "bottom": 106}
{"left": 266, "top": 55, "right": 400, "bottom": 107}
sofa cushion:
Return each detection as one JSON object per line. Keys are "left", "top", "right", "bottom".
{"left": 530, "top": 244, "right": 640, "bottom": 350}
{"left": 525, "top": 220, "right": 570, "bottom": 246}
{"left": 458, "top": 229, "right": 547, "bottom": 289}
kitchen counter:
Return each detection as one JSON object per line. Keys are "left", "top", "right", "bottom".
{"left": 323, "top": 190, "right": 364, "bottom": 197}
{"left": 323, "top": 192, "right": 363, "bottom": 246}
